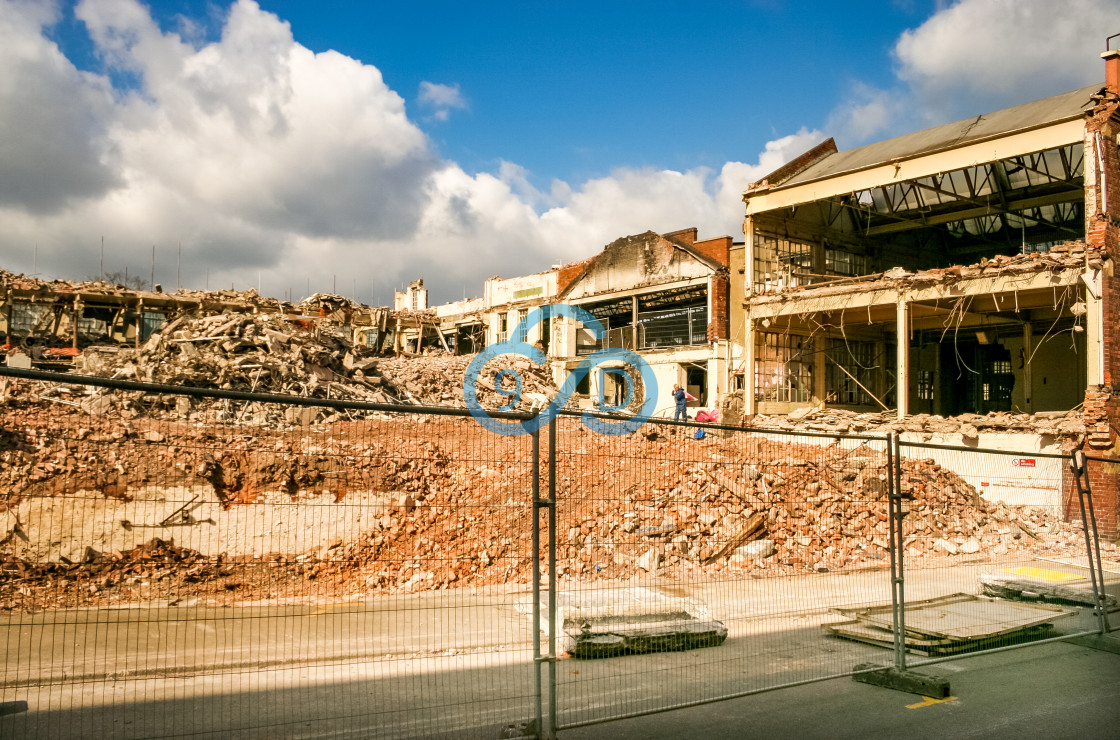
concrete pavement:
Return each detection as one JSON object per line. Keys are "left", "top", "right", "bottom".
{"left": 0, "top": 553, "right": 1116, "bottom": 738}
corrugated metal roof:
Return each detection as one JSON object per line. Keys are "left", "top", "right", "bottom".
{"left": 772, "top": 84, "right": 1101, "bottom": 190}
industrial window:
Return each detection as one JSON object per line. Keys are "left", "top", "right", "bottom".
{"left": 497, "top": 312, "right": 508, "bottom": 344}
{"left": 755, "top": 332, "right": 813, "bottom": 403}
{"left": 139, "top": 311, "right": 165, "bottom": 342}
{"left": 825, "top": 338, "right": 879, "bottom": 406}
{"left": 579, "top": 288, "right": 707, "bottom": 355}
{"left": 753, "top": 233, "right": 813, "bottom": 291}
{"left": 917, "top": 370, "right": 934, "bottom": 401}
{"left": 637, "top": 304, "right": 707, "bottom": 349}
{"left": 824, "top": 249, "right": 869, "bottom": 277}
{"left": 983, "top": 360, "right": 1014, "bottom": 402}
{"left": 9, "top": 304, "right": 52, "bottom": 336}
{"left": 515, "top": 308, "right": 529, "bottom": 341}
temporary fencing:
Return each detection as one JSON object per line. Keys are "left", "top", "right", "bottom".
{"left": 549, "top": 418, "right": 897, "bottom": 732}
{"left": 0, "top": 369, "right": 542, "bottom": 739}
{"left": 0, "top": 366, "right": 1114, "bottom": 739}
{"left": 885, "top": 440, "right": 1107, "bottom": 672}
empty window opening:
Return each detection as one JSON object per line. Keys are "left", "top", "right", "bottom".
{"left": 756, "top": 332, "right": 813, "bottom": 404}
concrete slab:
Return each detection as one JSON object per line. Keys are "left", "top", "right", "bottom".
{"left": 521, "top": 586, "right": 727, "bottom": 657}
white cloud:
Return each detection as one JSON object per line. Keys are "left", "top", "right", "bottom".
{"left": 895, "top": 0, "right": 1116, "bottom": 123}
{"left": 0, "top": 0, "right": 119, "bottom": 213}
{"left": 0, "top": 0, "right": 823, "bottom": 303}
{"left": 825, "top": 82, "right": 899, "bottom": 145}
{"left": 829, "top": 0, "right": 1119, "bottom": 144}
{"left": 418, "top": 81, "right": 467, "bottom": 121}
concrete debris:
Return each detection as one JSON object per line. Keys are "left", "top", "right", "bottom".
{"left": 754, "top": 241, "right": 1106, "bottom": 298}
{"left": 60, "top": 312, "right": 561, "bottom": 424}
{"left": 0, "top": 387, "right": 1103, "bottom": 610}
{"left": 375, "top": 354, "right": 562, "bottom": 410}
{"left": 536, "top": 586, "right": 727, "bottom": 658}
{"left": 827, "top": 593, "right": 1076, "bottom": 656}
{"left": 980, "top": 573, "right": 1118, "bottom": 608}
{"left": 739, "top": 402, "right": 1086, "bottom": 440}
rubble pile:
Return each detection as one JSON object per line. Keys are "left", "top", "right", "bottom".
{"left": 0, "top": 539, "right": 244, "bottom": 607}
{"left": 545, "top": 434, "right": 1083, "bottom": 578}
{"left": 0, "top": 384, "right": 1095, "bottom": 610}
{"left": 378, "top": 354, "right": 563, "bottom": 409}
{"left": 83, "top": 312, "right": 397, "bottom": 402}
{"left": 63, "top": 312, "right": 560, "bottom": 423}
{"left": 740, "top": 402, "right": 1086, "bottom": 439}
{"left": 0, "top": 267, "right": 288, "bottom": 312}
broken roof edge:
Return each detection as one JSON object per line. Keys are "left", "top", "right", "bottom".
{"left": 558, "top": 228, "right": 725, "bottom": 300}
{"left": 745, "top": 138, "right": 838, "bottom": 196}
{"left": 751, "top": 84, "right": 1102, "bottom": 198}
{"left": 662, "top": 235, "right": 727, "bottom": 272}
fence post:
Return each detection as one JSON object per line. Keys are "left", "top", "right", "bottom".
{"left": 530, "top": 427, "right": 544, "bottom": 739}
{"left": 525, "top": 421, "right": 558, "bottom": 740}
{"left": 887, "top": 432, "right": 907, "bottom": 671}
{"left": 1070, "top": 452, "right": 1112, "bottom": 634}
{"left": 547, "top": 416, "right": 558, "bottom": 739}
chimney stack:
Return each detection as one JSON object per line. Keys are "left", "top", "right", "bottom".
{"left": 1105, "top": 44, "right": 1120, "bottom": 94}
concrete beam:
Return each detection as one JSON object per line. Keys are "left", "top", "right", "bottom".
{"left": 897, "top": 300, "right": 910, "bottom": 420}
{"left": 746, "top": 267, "right": 1083, "bottom": 321}
{"left": 853, "top": 665, "right": 951, "bottom": 697}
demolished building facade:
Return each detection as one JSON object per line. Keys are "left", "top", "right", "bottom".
{"left": 551, "top": 228, "right": 734, "bottom": 414}
{"left": 737, "top": 55, "right": 1120, "bottom": 534}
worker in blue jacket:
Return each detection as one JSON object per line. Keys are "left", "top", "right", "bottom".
{"left": 671, "top": 384, "right": 694, "bottom": 422}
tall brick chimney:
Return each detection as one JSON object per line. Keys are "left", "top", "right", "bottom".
{"left": 1105, "top": 47, "right": 1120, "bottom": 94}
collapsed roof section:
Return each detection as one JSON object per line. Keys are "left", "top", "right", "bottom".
{"left": 744, "top": 85, "right": 1101, "bottom": 295}
{"left": 739, "top": 80, "right": 1118, "bottom": 443}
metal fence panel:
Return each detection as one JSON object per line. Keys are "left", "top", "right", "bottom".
{"left": 892, "top": 441, "right": 1104, "bottom": 666}
{"left": 549, "top": 416, "right": 896, "bottom": 731}
{"left": 0, "top": 372, "right": 539, "bottom": 739}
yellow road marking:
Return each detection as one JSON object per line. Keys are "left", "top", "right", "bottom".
{"left": 1003, "top": 566, "right": 1082, "bottom": 583}
{"left": 907, "top": 696, "right": 958, "bottom": 709}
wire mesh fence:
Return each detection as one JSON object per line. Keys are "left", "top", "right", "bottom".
{"left": 549, "top": 418, "right": 899, "bottom": 731}
{"left": 890, "top": 441, "right": 1108, "bottom": 666}
{"left": 0, "top": 367, "right": 1114, "bottom": 739}
{"left": 0, "top": 371, "right": 541, "bottom": 739}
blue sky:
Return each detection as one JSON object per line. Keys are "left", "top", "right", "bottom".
{"left": 130, "top": 1, "right": 927, "bottom": 186}
{"left": 3, "top": 0, "right": 1116, "bottom": 303}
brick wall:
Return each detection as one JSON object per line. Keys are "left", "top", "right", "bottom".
{"left": 663, "top": 227, "right": 698, "bottom": 246}
{"left": 1081, "top": 93, "right": 1120, "bottom": 538}
{"left": 691, "top": 236, "right": 732, "bottom": 268}
{"left": 1087, "top": 454, "right": 1120, "bottom": 538}
{"left": 707, "top": 269, "right": 729, "bottom": 342}
{"left": 556, "top": 257, "right": 595, "bottom": 296}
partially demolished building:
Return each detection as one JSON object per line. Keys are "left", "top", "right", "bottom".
{"left": 0, "top": 270, "right": 284, "bottom": 366}
{"left": 552, "top": 228, "right": 734, "bottom": 413}
{"left": 738, "top": 54, "right": 1120, "bottom": 529}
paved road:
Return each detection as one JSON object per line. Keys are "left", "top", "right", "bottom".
{"left": 1, "top": 555, "right": 1116, "bottom": 738}
{"left": 561, "top": 636, "right": 1120, "bottom": 740}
